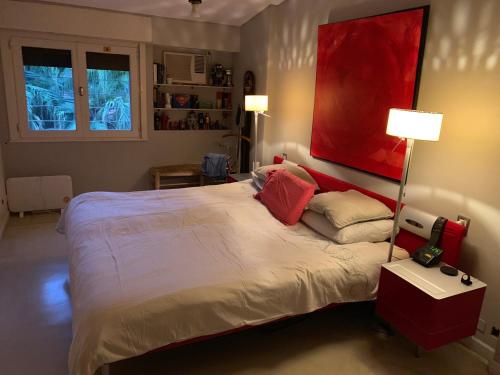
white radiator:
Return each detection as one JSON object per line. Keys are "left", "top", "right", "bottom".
{"left": 6, "top": 176, "right": 73, "bottom": 216}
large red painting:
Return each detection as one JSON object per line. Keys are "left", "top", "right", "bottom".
{"left": 311, "top": 7, "right": 428, "bottom": 180}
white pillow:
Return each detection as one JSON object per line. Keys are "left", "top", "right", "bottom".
{"left": 307, "top": 189, "right": 393, "bottom": 228}
{"left": 254, "top": 161, "right": 319, "bottom": 190}
{"left": 254, "top": 164, "right": 286, "bottom": 181}
{"left": 301, "top": 210, "right": 396, "bottom": 244}
{"left": 251, "top": 171, "right": 264, "bottom": 190}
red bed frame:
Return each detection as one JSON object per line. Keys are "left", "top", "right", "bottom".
{"left": 120, "top": 157, "right": 466, "bottom": 367}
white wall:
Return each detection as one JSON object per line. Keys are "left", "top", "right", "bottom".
{"left": 0, "top": 0, "right": 152, "bottom": 42}
{"left": 0, "top": 0, "right": 240, "bottom": 194}
{"left": 152, "top": 16, "right": 240, "bottom": 52}
{"left": 238, "top": 0, "right": 500, "bottom": 354}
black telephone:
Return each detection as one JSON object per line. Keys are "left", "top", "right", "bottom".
{"left": 412, "top": 217, "right": 447, "bottom": 267}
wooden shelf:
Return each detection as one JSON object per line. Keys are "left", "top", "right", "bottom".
{"left": 154, "top": 108, "right": 232, "bottom": 112}
{"left": 154, "top": 129, "right": 229, "bottom": 132}
{"left": 155, "top": 83, "right": 232, "bottom": 90}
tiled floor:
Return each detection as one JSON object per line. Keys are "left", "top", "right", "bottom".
{"left": 0, "top": 213, "right": 490, "bottom": 375}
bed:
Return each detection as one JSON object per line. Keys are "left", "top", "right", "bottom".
{"left": 59, "top": 157, "right": 465, "bottom": 375}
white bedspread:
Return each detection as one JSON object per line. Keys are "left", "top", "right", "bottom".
{"left": 59, "top": 181, "right": 408, "bottom": 375}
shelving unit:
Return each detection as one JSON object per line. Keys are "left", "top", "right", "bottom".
{"left": 154, "top": 108, "right": 232, "bottom": 112}
{"left": 154, "top": 83, "right": 232, "bottom": 90}
{"left": 152, "top": 46, "right": 235, "bottom": 132}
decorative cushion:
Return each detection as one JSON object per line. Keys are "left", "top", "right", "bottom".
{"left": 301, "top": 210, "right": 396, "bottom": 244}
{"left": 255, "top": 169, "right": 315, "bottom": 225}
{"left": 307, "top": 189, "right": 393, "bottom": 228}
{"left": 254, "top": 161, "right": 319, "bottom": 191}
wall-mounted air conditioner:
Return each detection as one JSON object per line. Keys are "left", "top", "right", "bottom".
{"left": 163, "top": 52, "right": 207, "bottom": 85}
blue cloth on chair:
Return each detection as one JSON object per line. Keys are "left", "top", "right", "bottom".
{"left": 202, "top": 153, "right": 229, "bottom": 179}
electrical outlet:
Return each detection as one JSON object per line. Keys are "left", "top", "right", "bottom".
{"left": 491, "top": 326, "right": 500, "bottom": 337}
{"left": 457, "top": 215, "right": 471, "bottom": 236}
{"left": 477, "top": 319, "right": 486, "bottom": 333}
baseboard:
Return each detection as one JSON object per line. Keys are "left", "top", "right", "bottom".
{"left": 489, "top": 359, "right": 500, "bottom": 375}
{"left": 462, "top": 336, "right": 495, "bottom": 361}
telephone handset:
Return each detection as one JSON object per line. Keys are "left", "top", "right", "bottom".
{"left": 412, "top": 217, "right": 448, "bottom": 267}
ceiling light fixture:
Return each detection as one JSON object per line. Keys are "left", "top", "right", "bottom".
{"left": 189, "top": 0, "right": 202, "bottom": 18}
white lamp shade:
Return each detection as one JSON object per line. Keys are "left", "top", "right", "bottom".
{"left": 245, "top": 95, "right": 268, "bottom": 112}
{"left": 386, "top": 108, "right": 443, "bottom": 141}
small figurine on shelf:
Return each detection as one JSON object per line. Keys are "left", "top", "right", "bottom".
{"left": 154, "top": 111, "right": 161, "bottom": 130}
{"left": 224, "top": 69, "right": 233, "bottom": 87}
{"left": 161, "top": 113, "right": 169, "bottom": 130}
{"left": 153, "top": 86, "right": 158, "bottom": 108}
{"left": 187, "top": 111, "right": 197, "bottom": 130}
{"left": 212, "top": 64, "right": 225, "bottom": 86}
{"left": 204, "top": 113, "right": 211, "bottom": 130}
{"left": 189, "top": 94, "right": 199, "bottom": 109}
{"left": 164, "top": 93, "right": 172, "bottom": 109}
{"left": 197, "top": 113, "right": 205, "bottom": 130}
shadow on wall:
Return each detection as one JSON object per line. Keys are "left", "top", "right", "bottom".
{"left": 263, "top": 0, "right": 500, "bottom": 278}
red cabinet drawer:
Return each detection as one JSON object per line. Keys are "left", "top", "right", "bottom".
{"left": 376, "top": 266, "right": 485, "bottom": 350}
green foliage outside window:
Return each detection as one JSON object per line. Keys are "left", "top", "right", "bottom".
{"left": 24, "top": 66, "right": 76, "bottom": 131}
{"left": 23, "top": 66, "right": 131, "bottom": 132}
{"left": 87, "top": 69, "right": 131, "bottom": 131}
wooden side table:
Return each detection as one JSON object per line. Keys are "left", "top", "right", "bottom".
{"left": 376, "top": 258, "right": 486, "bottom": 352}
{"left": 150, "top": 164, "right": 203, "bottom": 190}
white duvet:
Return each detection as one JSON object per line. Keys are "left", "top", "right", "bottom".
{"left": 59, "top": 181, "right": 408, "bottom": 375}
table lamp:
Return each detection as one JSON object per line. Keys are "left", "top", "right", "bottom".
{"left": 245, "top": 95, "right": 269, "bottom": 171}
{"left": 386, "top": 108, "right": 443, "bottom": 262}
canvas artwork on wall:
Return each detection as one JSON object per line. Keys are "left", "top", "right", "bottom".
{"left": 310, "top": 7, "right": 429, "bottom": 180}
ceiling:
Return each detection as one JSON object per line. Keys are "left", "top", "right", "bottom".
{"left": 33, "top": 0, "right": 286, "bottom": 26}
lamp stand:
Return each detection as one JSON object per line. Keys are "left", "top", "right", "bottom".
{"left": 252, "top": 111, "right": 259, "bottom": 171}
{"left": 387, "top": 138, "right": 415, "bottom": 263}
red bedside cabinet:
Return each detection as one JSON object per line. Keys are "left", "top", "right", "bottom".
{"left": 376, "top": 258, "right": 486, "bottom": 351}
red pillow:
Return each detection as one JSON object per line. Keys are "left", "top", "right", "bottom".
{"left": 255, "top": 169, "right": 315, "bottom": 225}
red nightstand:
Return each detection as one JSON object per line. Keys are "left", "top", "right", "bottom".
{"left": 376, "top": 258, "right": 486, "bottom": 351}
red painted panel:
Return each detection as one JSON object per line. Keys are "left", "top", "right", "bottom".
{"left": 311, "top": 8, "right": 427, "bottom": 180}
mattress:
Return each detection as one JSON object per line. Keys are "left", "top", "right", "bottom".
{"left": 58, "top": 180, "right": 408, "bottom": 375}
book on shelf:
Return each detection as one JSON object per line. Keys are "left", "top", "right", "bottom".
{"left": 153, "top": 63, "right": 165, "bottom": 84}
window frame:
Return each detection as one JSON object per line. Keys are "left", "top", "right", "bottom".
{"left": 2, "top": 33, "right": 147, "bottom": 142}
{"left": 77, "top": 43, "right": 140, "bottom": 139}
{"left": 12, "top": 37, "right": 84, "bottom": 139}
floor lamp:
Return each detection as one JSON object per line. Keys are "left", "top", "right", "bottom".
{"left": 245, "top": 95, "right": 269, "bottom": 171}
{"left": 386, "top": 108, "right": 443, "bottom": 263}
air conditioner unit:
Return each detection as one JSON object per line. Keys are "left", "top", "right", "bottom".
{"left": 164, "top": 52, "right": 207, "bottom": 85}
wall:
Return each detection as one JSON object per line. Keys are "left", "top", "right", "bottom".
{"left": 151, "top": 16, "right": 240, "bottom": 52}
{"left": 232, "top": 7, "right": 274, "bottom": 169}
{"left": 0, "top": 0, "right": 152, "bottom": 42}
{"left": 238, "top": 0, "right": 500, "bottom": 355}
{"left": 0, "top": 0, "right": 239, "bottom": 194}
{"left": 0, "top": 141, "right": 8, "bottom": 236}
{"left": 492, "top": 343, "right": 500, "bottom": 374}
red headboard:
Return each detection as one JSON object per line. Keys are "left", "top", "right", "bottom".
{"left": 273, "top": 156, "right": 465, "bottom": 267}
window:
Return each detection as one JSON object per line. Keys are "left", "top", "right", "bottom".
{"left": 8, "top": 37, "right": 143, "bottom": 141}
{"left": 22, "top": 46, "right": 76, "bottom": 131}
